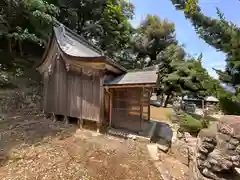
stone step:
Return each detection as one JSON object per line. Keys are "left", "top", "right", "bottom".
{"left": 107, "top": 129, "right": 137, "bottom": 140}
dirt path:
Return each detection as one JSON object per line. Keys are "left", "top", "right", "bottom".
{"left": 0, "top": 113, "right": 162, "bottom": 180}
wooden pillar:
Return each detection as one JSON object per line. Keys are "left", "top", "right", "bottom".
{"left": 109, "top": 89, "right": 113, "bottom": 128}
{"left": 98, "top": 72, "right": 105, "bottom": 133}
{"left": 97, "top": 122, "right": 101, "bottom": 133}
{"left": 43, "top": 111, "right": 48, "bottom": 120}
{"left": 140, "top": 87, "right": 144, "bottom": 129}
{"left": 64, "top": 116, "right": 69, "bottom": 124}
{"left": 79, "top": 118, "right": 84, "bottom": 129}
{"left": 51, "top": 112, "right": 56, "bottom": 122}
{"left": 202, "top": 99, "right": 205, "bottom": 118}
{"left": 148, "top": 89, "right": 151, "bottom": 121}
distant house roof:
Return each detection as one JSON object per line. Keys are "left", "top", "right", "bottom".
{"left": 205, "top": 96, "right": 219, "bottom": 102}
{"left": 53, "top": 21, "right": 127, "bottom": 72}
{"left": 183, "top": 95, "right": 201, "bottom": 101}
{"left": 183, "top": 95, "right": 219, "bottom": 102}
{"left": 104, "top": 70, "right": 158, "bottom": 86}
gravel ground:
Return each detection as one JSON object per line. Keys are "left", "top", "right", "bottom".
{"left": 0, "top": 113, "right": 162, "bottom": 180}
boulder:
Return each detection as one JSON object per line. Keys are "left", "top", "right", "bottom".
{"left": 189, "top": 115, "right": 240, "bottom": 180}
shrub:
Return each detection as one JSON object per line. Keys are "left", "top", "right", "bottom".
{"left": 219, "top": 97, "right": 240, "bottom": 115}
{"left": 179, "top": 114, "right": 206, "bottom": 134}
{"left": 201, "top": 118, "right": 210, "bottom": 128}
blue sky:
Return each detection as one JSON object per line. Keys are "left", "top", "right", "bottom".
{"left": 129, "top": 0, "right": 240, "bottom": 78}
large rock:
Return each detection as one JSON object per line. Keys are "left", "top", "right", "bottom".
{"left": 190, "top": 116, "right": 240, "bottom": 180}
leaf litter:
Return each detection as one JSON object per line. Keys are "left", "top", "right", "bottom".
{"left": 0, "top": 113, "right": 162, "bottom": 180}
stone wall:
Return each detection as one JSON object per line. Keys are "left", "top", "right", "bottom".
{"left": 190, "top": 116, "right": 240, "bottom": 180}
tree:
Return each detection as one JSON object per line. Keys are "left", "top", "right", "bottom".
{"left": 0, "top": 0, "right": 59, "bottom": 49}
{"left": 54, "top": 0, "right": 134, "bottom": 57}
{"left": 156, "top": 44, "right": 215, "bottom": 107}
{"left": 0, "top": 0, "right": 59, "bottom": 86}
{"left": 157, "top": 44, "right": 187, "bottom": 106}
{"left": 170, "top": 0, "right": 240, "bottom": 99}
{"left": 132, "top": 15, "right": 177, "bottom": 69}
{"left": 0, "top": 0, "right": 134, "bottom": 86}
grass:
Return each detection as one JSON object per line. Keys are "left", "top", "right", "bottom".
{"left": 150, "top": 106, "right": 173, "bottom": 122}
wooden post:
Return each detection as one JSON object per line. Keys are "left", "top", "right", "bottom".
{"left": 140, "top": 87, "right": 144, "bottom": 130}
{"left": 43, "top": 111, "right": 48, "bottom": 120}
{"left": 202, "top": 99, "right": 205, "bottom": 118}
{"left": 52, "top": 112, "right": 56, "bottom": 122}
{"left": 97, "top": 122, "right": 101, "bottom": 133}
{"left": 64, "top": 116, "right": 69, "bottom": 124}
{"left": 148, "top": 89, "right": 151, "bottom": 121}
{"left": 79, "top": 119, "right": 84, "bottom": 129}
{"left": 109, "top": 89, "right": 113, "bottom": 128}
{"left": 80, "top": 68, "right": 83, "bottom": 129}
{"left": 99, "top": 73, "right": 105, "bottom": 131}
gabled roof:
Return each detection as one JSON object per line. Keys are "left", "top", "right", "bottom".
{"left": 104, "top": 70, "right": 158, "bottom": 86}
{"left": 54, "top": 21, "right": 103, "bottom": 58}
{"left": 53, "top": 21, "right": 127, "bottom": 73}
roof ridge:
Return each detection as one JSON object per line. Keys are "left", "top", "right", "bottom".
{"left": 54, "top": 20, "right": 104, "bottom": 55}
{"left": 128, "top": 68, "right": 158, "bottom": 73}
{"left": 53, "top": 20, "right": 127, "bottom": 73}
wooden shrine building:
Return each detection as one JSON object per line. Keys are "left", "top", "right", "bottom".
{"left": 37, "top": 21, "right": 158, "bottom": 133}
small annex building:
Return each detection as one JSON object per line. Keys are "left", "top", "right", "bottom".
{"left": 37, "top": 21, "right": 158, "bottom": 133}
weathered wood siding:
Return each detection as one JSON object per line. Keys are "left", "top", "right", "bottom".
{"left": 110, "top": 88, "right": 138, "bottom": 132}
{"left": 142, "top": 88, "right": 151, "bottom": 121}
{"left": 66, "top": 71, "right": 101, "bottom": 121}
{"left": 104, "top": 91, "right": 110, "bottom": 122}
{"left": 81, "top": 73, "right": 101, "bottom": 121}
{"left": 67, "top": 71, "right": 82, "bottom": 118}
{"left": 42, "top": 46, "right": 102, "bottom": 122}
{"left": 43, "top": 57, "right": 68, "bottom": 115}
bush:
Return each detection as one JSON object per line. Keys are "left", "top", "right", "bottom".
{"left": 219, "top": 97, "right": 240, "bottom": 115}
{"left": 179, "top": 114, "right": 207, "bottom": 134}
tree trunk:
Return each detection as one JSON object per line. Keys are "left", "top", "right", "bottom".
{"left": 147, "top": 53, "right": 157, "bottom": 67}
{"left": 19, "top": 40, "right": 23, "bottom": 56}
{"left": 160, "top": 94, "right": 164, "bottom": 107}
{"left": 164, "top": 94, "right": 170, "bottom": 108}
{"left": 8, "top": 38, "right": 12, "bottom": 53}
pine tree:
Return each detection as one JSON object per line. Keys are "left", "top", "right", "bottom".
{"left": 156, "top": 44, "right": 211, "bottom": 107}
{"left": 171, "top": 0, "right": 240, "bottom": 99}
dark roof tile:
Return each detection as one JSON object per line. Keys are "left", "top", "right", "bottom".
{"left": 105, "top": 70, "right": 158, "bottom": 85}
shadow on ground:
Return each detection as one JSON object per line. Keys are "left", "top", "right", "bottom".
{"left": 0, "top": 112, "right": 78, "bottom": 167}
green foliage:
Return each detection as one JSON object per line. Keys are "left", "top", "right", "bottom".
{"left": 55, "top": 0, "right": 134, "bottom": 57}
{"left": 156, "top": 44, "right": 216, "bottom": 102}
{"left": 0, "top": 0, "right": 59, "bottom": 86}
{"left": 1, "top": 0, "right": 59, "bottom": 45}
{"left": 0, "top": 0, "right": 134, "bottom": 87}
{"left": 180, "top": 114, "right": 206, "bottom": 133}
{"left": 0, "top": 0, "right": 225, "bottom": 108}
{"left": 183, "top": 0, "right": 198, "bottom": 14}
{"left": 131, "top": 15, "right": 177, "bottom": 68}
{"left": 115, "top": 15, "right": 178, "bottom": 70}
{"left": 219, "top": 97, "right": 240, "bottom": 115}
{"left": 171, "top": 0, "right": 240, "bottom": 101}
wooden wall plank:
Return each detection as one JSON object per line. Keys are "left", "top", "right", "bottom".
{"left": 111, "top": 87, "right": 142, "bottom": 132}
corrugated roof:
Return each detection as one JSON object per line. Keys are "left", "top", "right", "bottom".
{"left": 105, "top": 70, "right": 158, "bottom": 85}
